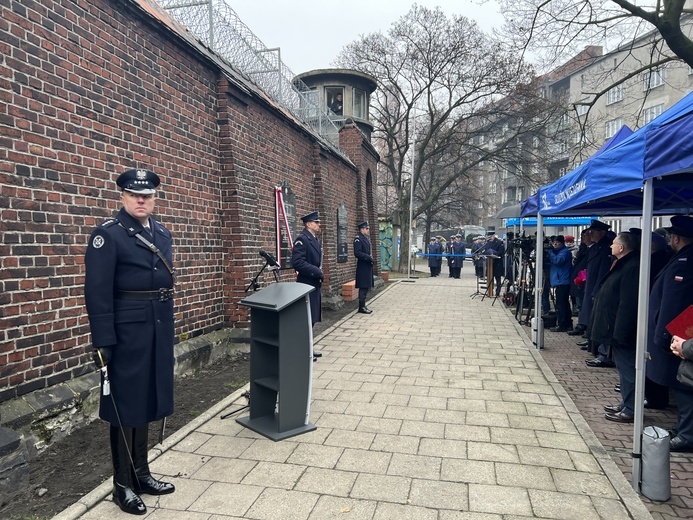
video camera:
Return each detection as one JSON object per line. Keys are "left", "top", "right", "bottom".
{"left": 509, "top": 236, "right": 534, "bottom": 256}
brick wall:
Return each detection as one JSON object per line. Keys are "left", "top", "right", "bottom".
{"left": 0, "top": 0, "right": 378, "bottom": 403}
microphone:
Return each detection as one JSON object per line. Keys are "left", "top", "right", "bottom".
{"left": 259, "top": 249, "right": 279, "bottom": 267}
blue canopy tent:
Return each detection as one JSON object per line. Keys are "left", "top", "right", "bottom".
{"left": 527, "top": 91, "right": 693, "bottom": 496}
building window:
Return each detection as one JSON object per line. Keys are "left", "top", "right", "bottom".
{"left": 559, "top": 167, "right": 567, "bottom": 175}
{"left": 606, "top": 84, "right": 624, "bottom": 105}
{"left": 352, "top": 88, "right": 366, "bottom": 119}
{"left": 643, "top": 67, "right": 665, "bottom": 91}
{"left": 605, "top": 117, "right": 623, "bottom": 139}
{"left": 575, "top": 101, "right": 589, "bottom": 116}
{"left": 503, "top": 186, "right": 517, "bottom": 204}
{"left": 643, "top": 103, "right": 665, "bottom": 124}
{"left": 326, "top": 86, "right": 344, "bottom": 115}
{"left": 532, "top": 136, "right": 540, "bottom": 148}
{"left": 490, "top": 182, "right": 497, "bottom": 194}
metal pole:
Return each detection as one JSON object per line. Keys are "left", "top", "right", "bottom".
{"left": 535, "top": 213, "right": 544, "bottom": 350}
{"left": 407, "top": 107, "right": 416, "bottom": 280}
{"left": 632, "top": 178, "right": 653, "bottom": 492}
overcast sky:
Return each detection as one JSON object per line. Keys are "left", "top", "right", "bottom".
{"left": 230, "top": 0, "right": 504, "bottom": 74}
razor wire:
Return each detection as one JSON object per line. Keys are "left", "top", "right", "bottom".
{"left": 157, "top": 0, "right": 344, "bottom": 149}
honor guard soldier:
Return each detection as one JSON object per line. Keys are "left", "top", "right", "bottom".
{"left": 450, "top": 234, "right": 466, "bottom": 279}
{"left": 85, "top": 168, "right": 176, "bottom": 515}
{"left": 353, "top": 221, "right": 374, "bottom": 314}
{"left": 292, "top": 211, "right": 324, "bottom": 359}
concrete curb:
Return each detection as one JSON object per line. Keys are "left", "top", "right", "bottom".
{"left": 501, "top": 302, "right": 654, "bottom": 520}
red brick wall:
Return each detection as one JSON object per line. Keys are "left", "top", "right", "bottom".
{"left": 0, "top": 0, "right": 377, "bottom": 403}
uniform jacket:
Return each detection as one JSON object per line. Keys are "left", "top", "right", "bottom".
{"left": 647, "top": 243, "right": 693, "bottom": 388}
{"left": 548, "top": 244, "right": 572, "bottom": 286}
{"left": 589, "top": 251, "right": 639, "bottom": 348}
{"left": 85, "top": 207, "right": 175, "bottom": 427}
{"left": 428, "top": 242, "right": 442, "bottom": 267}
{"left": 353, "top": 231, "right": 374, "bottom": 288}
{"left": 483, "top": 238, "right": 505, "bottom": 276}
{"left": 581, "top": 235, "right": 612, "bottom": 331}
{"left": 292, "top": 228, "right": 322, "bottom": 324}
{"left": 451, "top": 240, "right": 466, "bottom": 267}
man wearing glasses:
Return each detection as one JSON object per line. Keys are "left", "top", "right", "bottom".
{"left": 354, "top": 221, "right": 374, "bottom": 314}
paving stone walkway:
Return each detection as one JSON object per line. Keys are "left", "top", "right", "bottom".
{"left": 54, "top": 270, "right": 654, "bottom": 519}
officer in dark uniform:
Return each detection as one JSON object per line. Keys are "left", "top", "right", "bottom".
{"left": 353, "top": 221, "right": 374, "bottom": 314}
{"left": 483, "top": 231, "right": 505, "bottom": 296}
{"left": 646, "top": 215, "right": 693, "bottom": 451}
{"left": 450, "top": 234, "right": 466, "bottom": 279}
{"left": 446, "top": 235, "right": 455, "bottom": 277}
{"left": 428, "top": 237, "right": 442, "bottom": 277}
{"left": 292, "top": 211, "right": 324, "bottom": 359}
{"left": 85, "top": 168, "right": 175, "bottom": 516}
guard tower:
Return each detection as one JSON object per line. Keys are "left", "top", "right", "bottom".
{"left": 294, "top": 69, "right": 377, "bottom": 140}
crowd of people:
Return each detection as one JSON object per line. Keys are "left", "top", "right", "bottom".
{"left": 542, "top": 217, "right": 693, "bottom": 453}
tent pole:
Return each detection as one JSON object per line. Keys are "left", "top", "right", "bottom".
{"left": 632, "top": 178, "right": 653, "bottom": 493}
{"left": 535, "top": 213, "right": 544, "bottom": 350}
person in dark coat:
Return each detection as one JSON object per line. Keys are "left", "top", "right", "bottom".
{"left": 450, "top": 234, "right": 466, "bottom": 279}
{"left": 483, "top": 231, "right": 505, "bottom": 296}
{"left": 569, "top": 229, "right": 593, "bottom": 338}
{"left": 353, "top": 221, "right": 374, "bottom": 314}
{"left": 446, "top": 235, "right": 456, "bottom": 277}
{"left": 582, "top": 220, "right": 615, "bottom": 366}
{"left": 86, "top": 168, "right": 176, "bottom": 516}
{"left": 292, "top": 211, "right": 324, "bottom": 326}
{"left": 471, "top": 236, "right": 485, "bottom": 278}
{"left": 591, "top": 232, "right": 641, "bottom": 423}
{"left": 428, "top": 237, "right": 442, "bottom": 277}
{"left": 646, "top": 215, "right": 693, "bottom": 451}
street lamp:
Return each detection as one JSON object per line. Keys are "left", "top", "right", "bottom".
{"left": 406, "top": 106, "right": 418, "bottom": 281}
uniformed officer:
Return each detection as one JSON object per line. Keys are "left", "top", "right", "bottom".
{"left": 450, "top": 234, "right": 466, "bottom": 279}
{"left": 428, "top": 237, "right": 442, "bottom": 277}
{"left": 353, "top": 221, "right": 374, "bottom": 314}
{"left": 447, "top": 235, "right": 455, "bottom": 277}
{"left": 292, "top": 211, "right": 324, "bottom": 359}
{"left": 646, "top": 215, "right": 693, "bottom": 451}
{"left": 85, "top": 168, "right": 175, "bottom": 515}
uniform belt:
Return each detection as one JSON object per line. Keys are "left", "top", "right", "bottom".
{"left": 115, "top": 289, "right": 174, "bottom": 301}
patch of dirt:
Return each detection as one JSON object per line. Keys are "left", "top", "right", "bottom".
{"left": 0, "top": 286, "right": 380, "bottom": 520}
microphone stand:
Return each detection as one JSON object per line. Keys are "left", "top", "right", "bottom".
{"left": 245, "top": 261, "right": 282, "bottom": 293}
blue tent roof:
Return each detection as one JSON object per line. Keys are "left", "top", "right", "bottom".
{"left": 535, "top": 91, "right": 693, "bottom": 216}
{"left": 539, "top": 125, "right": 636, "bottom": 215}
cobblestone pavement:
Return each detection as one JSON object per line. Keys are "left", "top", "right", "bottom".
{"left": 54, "top": 269, "right": 658, "bottom": 520}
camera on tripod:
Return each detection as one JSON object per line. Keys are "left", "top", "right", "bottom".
{"left": 510, "top": 236, "right": 534, "bottom": 256}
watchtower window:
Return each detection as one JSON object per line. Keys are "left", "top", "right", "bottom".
{"left": 326, "top": 87, "right": 344, "bottom": 116}
{"left": 353, "top": 88, "right": 366, "bottom": 119}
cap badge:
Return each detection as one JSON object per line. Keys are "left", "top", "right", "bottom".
{"left": 136, "top": 169, "right": 147, "bottom": 180}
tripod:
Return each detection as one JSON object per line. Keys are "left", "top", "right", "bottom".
{"left": 470, "top": 254, "right": 488, "bottom": 299}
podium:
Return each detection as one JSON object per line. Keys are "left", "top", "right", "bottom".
{"left": 237, "top": 282, "right": 317, "bottom": 441}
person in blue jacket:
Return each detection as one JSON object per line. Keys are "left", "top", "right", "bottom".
{"left": 353, "top": 221, "right": 374, "bottom": 314}
{"left": 548, "top": 235, "right": 574, "bottom": 332}
{"left": 646, "top": 215, "right": 693, "bottom": 451}
{"left": 85, "top": 169, "right": 176, "bottom": 516}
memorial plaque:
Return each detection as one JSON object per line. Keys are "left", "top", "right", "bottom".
{"left": 337, "top": 203, "right": 348, "bottom": 263}
{"left": 278, "top": 182, "right": 297, "bottom": 268}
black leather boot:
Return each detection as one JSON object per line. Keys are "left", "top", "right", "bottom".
{"left": 358, "top": 300, "right": 372, "bottom": 314}
{"left": 110, "top": 426, "right": 146, "bottom": 515}
{"left": 132, "top": 425, "right": 175, "bottom": 496}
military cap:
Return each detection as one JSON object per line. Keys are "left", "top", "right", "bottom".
{"left": 586, "top": 219, "right": 611, "bottom": 232}
{"left": 301, "top": 211, "right": 320, "bottom": 223}
{"left": 665, "top": 215, "right": 693, "bottom": 238}
{"left": 116, "top": 168, "right": 160, "bottom": 195}
{"left": 357, "top": 221, "right": 369, "bottom": 229}
{"left": 487, "top": 230, "right": 495, "bottom": 236}
{"left": 429, "top": 237, "right": 436, "bottom": 241}
{"left": 455, "top": 233, "right": 462, "bottom": 238}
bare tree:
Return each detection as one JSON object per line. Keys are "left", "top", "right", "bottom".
{"left": 337, "top": 5, "right": 551, "bottom": 271}
{"left": 500, "top": 1, "right": 693, "bottom": 110}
